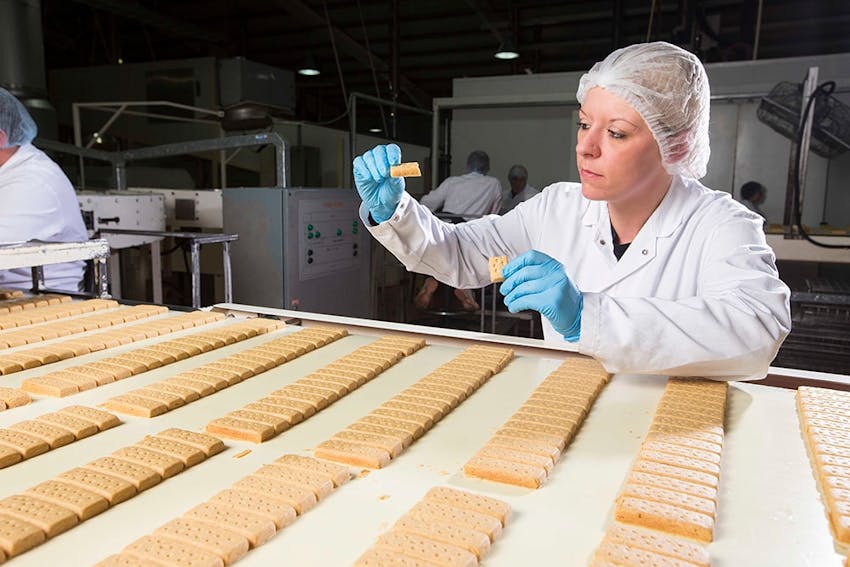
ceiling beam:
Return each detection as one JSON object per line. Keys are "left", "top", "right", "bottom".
{"left": 463, "top": 0, "right": 508, "bottom": 44}
{"left": 271, "top": 0, "right": 431, "bottom": 109}
{"left": 67, "top": 0, "right": 226, "bottom": 43}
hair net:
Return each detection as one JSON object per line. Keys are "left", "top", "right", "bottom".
{"left": 508, "top": 164, "right": 528, "bottom": 179}
{"left": 576, "top": 41, "right": 710, "bottom": 179}
{"left": 0, "top": 88, "right": 37, "bottom": 148}
{"left": 466, "top": 150, "right": 490, "bottom": 174}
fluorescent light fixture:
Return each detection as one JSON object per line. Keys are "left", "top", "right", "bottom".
{"left": 298, "top": 53, "right": 320, "bottom": 76}
{"left": 494, "top": 38, "right": 519, "bottom": 60}
{"left": 368, "top": 127, "right": 382, "bottom": 133}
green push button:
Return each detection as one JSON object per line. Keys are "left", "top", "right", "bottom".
{"left": 307, "top": 224, "right": 313, "bottom": 231}
{"left": 307, "top": 232, "right": 313, "bottom": 239}
{"left": 336, "top": 228, "right": 342, "bottom": 236}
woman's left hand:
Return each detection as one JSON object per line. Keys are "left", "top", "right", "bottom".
{"left": 499, "top": 250, "right": 583, "bottom": 341}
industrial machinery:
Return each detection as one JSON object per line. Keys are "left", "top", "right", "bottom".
{"left": 223, "top": 187, "right": 370, "bottom": 319}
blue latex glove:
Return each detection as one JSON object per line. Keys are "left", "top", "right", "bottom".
{"left": 352, "top": 144, "right": 405, "bottom": 223}
{"left": 499, "top": 250, "right": 583, "bottom": 341}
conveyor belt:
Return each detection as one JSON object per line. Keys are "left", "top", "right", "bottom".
{"left": 0, "top": 304, "right": 842, "bottom": 565}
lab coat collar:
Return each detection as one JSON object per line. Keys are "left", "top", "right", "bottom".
{"left": 0, "top": 143, "right": 33, "bottom": 174}
{"left": 582, "top": 175, "right": 688, "bottom": 291}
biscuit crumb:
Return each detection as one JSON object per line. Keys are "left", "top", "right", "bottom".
{"left": 233, "top": 449, "right": 251, "bottom": 459}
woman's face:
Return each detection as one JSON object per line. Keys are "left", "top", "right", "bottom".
{"left": 576, "top": 87, "right": 671, "bottom": 207}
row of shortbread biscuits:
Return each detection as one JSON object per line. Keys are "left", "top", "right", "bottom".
{"left": 0, "top": 289, "right": 23, "bottom": 301}
{"left": 0, "top": 298, "right": 116, "bottom": 330}
{"left": 206, "top": 334, "right": 420, "bottom": 443}
{"left": 355, "top": 487, "right": 511, "bottom": 567}
{"left": 21, "top": 317, "right": 281, "bottom": 398}
{"left": 0, "top": 427, "right": 222, "bottom": 561}
{"left": 96, "top": 453, "right": 350, "bottom": 566}
{"left": 588, "top": 378, "right": 728, "bottom": 567}
{"left": 0, "top": 405, "right": 119, "bottom": 470}
{"left": 0, "top": 294, "right": 69, "bottom": 314}
{"left": 0, "top": 304, "right": 166, "bottom": 349}
{"left": 463, "top": 356, "right": 610, "bottom": 488}
{"left": 613, "top": 378, "right": 727, "bottom": 545}
{"left": 6, "top": 310, "right": 224, "bottom": 377}
{"left": 797, "top": 385, "right": 850, "bottom": 553}
{"left": 314, "top": 344, "right": 514, "bottom": 469}
{"left": 104, "top": 325, "right": 347, "bottom": 420}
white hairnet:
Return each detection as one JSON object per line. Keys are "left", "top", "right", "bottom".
{"left": 0, "top": 88, "right": 37, "bottom": 148}
{"left": 577, "top": 41, "right": 711, "bottom": 179}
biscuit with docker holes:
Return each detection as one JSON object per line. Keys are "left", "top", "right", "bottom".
{"left": 488, "top": 256, "right": 508, "bottom": 283}
{"left": 389, "top": 162, "right": 421, "bottom": 178}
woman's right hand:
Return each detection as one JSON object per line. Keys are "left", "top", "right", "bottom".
{"left": 353, "top": 144, "right": 405, "bottom": 223}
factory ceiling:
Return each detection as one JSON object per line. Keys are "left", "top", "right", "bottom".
{"left": 41, "top": 0, "right": 850, "bottom": 130}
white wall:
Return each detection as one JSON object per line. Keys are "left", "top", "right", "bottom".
{"left": 449, "top": 52, "right": 850, "bottom": 228}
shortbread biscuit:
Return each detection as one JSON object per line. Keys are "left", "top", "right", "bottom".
{"left": 56, "top": 468, "right": 137, "bottom": 505}
{"left": 424, "top": 487, "right": 512, "bottom": 527}
{"left": 209, "top": 489, "right": 297, "bottom": 529}
{"left": 0, "top": 512, "right": 46, "bottom": 556}
{"left": 84, "top": 457, "right": 162, "bottom": 491}
{"left": 154, "top": 518, "right": 249, "bottom": 564}
{"left": 0, "top": 494, "right": 78, "bottom": 537}
{"left": 615, "top": 496, "right": 714, "bottom": 542}
{"left": 314, "top": 439, "right": 391, "bottom": 469}
{"left": 184, "top": 502, "right": 276, "bottom": 548}
{"left": 273, "top": 455, "right": 351, "bottom": 488}
{"left": 111, "top": 447, "right": 184, "bottom": 479}
{"left": 375, "top": 531, "right": 476, "bottom": 567}
{"left": 26, "top": 480, "right": 109, "bottom": 521}
{"left": 389, "top": 162, "right": 422, "bottom": 178}
{"left": 230, "top": 476, "right": 316, "bottom": 515}
{"left": 488, "top": 256, "right": 508, "bottom": 283}
{"left": 122, "top": 535, "right": 224, "bottom": 567}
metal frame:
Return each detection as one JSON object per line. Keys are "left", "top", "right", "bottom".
{"left": 97, "top": 229, "right": 238, "bottom": 309}
{"left": 0, "top": 240, "right": 111, "bottom": 298}
{"left": 36, "top": 132, "right": 289, "bottom": 192}
{"left": 348, "top": 92, "right": 432, "bottom": 168}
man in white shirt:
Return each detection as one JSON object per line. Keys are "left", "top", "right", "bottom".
{"left": 501, "top": 164, "right": 539, "bottom": 214}
{"left": 0, "top": 88, "right": 88, "bottom": 291}
{"left": 415, "top": 151, "right": 502, "bottom": 311}
{"left": 420, "top": 150, "right": 502, "bottom": 220}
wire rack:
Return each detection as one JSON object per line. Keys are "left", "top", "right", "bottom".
{"left": 757, "top": 81, "right": 850, "bottom": 158}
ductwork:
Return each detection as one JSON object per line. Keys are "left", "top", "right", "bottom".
{"left": 0, "top": 0, "right": 57, "bottom": 138}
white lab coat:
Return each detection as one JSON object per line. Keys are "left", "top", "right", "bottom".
{"left": 420, "top": 172, "right": 502, "bottom": 219}
{"left": 501, "top": 183, "right": 539, "bottom": 214}
{"left": 0, "top": 143, "right": 88, "bottom": 291}
{"left": 363, "top": 175, "right": 791, "bottom": 381}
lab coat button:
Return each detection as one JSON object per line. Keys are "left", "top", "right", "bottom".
{"left": 599, "top": 240, "right": 606, "bottom": 246}
{"left": 642, "top": 249, "right": 648, "bottom": 255}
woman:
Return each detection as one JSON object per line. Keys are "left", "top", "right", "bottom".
{"left": 353, "top": 42, "right": 791, "bottom": 381}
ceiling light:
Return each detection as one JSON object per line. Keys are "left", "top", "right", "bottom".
{"left": 494, "top": 38, "right": 519, "bottom": 60}
{"left": 298, "top": 53, "right": 320, "bottom": 76}
{"left": 368, "top": 127, "right": 382, "bottom": 133}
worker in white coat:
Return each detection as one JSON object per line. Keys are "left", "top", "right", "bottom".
{"left": 352, "top": 42, "right": 791, "bottom": 381}
{"left": 420, "top": 150, "right": 502, "bottom": 220}
{"left": 500, "top": 164, "right": 539, "bottom": 214}
{"left": 0, "top": 88, "right": 88, "bottom": 291}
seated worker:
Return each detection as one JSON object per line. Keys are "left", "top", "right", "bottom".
{"left": 353, "top": 42, "right": 791, "bottom": 381}
{"left": 414, "top": 150, "right": 503, "bottom": 312}
{"left": 0, "top": 88, "right": 88, "bottom": 291}
{"left": 501, "top": 164, "right": 539, "bottom": 214}
{"left": 739, "top": 180, "right": 766, "bottom": 219}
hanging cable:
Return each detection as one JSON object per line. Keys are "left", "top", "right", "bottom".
{"left": 356, "top": 0, "right": 389, "bottom": 136}
{"left": 323, "top": 0, "right": 349, "bottom": 115}
{"left": 646, "top": 0, "right": 658, "bottom": 42}
{"left": 792, "top": 80, "right": 850, "bottom": 249}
